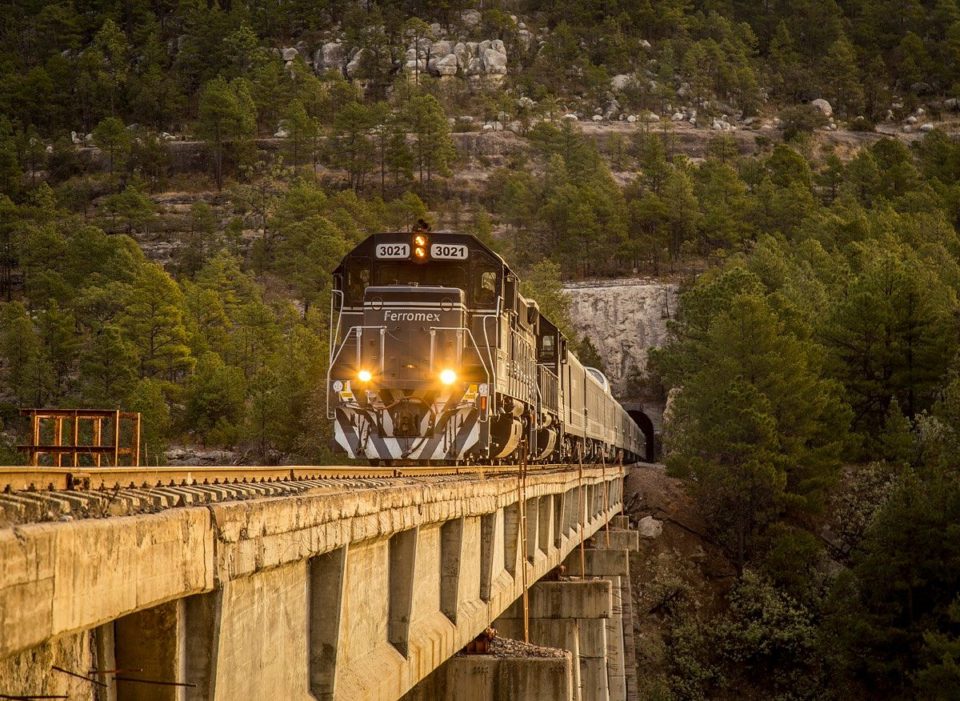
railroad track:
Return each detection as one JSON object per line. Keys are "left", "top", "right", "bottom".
{"left": 0, "top": 463, "right": 624, "bottom": 526}
{"left": 0, "top": 463, "right": 587, "bottom": 493}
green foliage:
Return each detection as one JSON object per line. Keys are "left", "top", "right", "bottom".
{"left": 823, "top": 468, "right": 960, "bottom": 697}
{"left": 666, "top": 570, "right": 823, "bottom": 700}
{"left": 662, "top": 283, "right": 848, "bottom": 567}
{"left": 519, "top": 259, "right": 573, "bottom": 339}
{"left": 197, "top": 76, "right": 257, "bottom": 189}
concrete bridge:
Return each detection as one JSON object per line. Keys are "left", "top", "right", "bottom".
{"left": 1, "top": 466, "right": 640, "bottom": 700}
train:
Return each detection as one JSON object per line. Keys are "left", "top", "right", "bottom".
{"left": 326, "top": 227, "right": 645, "bottom": 465}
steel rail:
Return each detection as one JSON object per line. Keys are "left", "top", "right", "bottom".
{"left": 0, "top": 462, "right": 591, "bottom": 493}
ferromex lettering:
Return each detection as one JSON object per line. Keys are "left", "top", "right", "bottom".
{"left": 384, "top": 310, "right": 441, "bottom": 322}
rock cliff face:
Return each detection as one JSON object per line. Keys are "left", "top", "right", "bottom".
{"left": 564, "top": 279, "right": 678, "bottom": 396}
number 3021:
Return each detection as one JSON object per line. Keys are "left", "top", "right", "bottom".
{"left": 376, "top": 243, "right": 410, "bottom": 259}
{"left": 430, "top": 244, "right": 468, "bottom": 260}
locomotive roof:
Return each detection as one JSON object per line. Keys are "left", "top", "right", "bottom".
{"left": 333, "top": 231, "right": 510, "bottom": 273}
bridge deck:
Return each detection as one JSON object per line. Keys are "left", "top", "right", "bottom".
{"left": 1, "top": 464, "right": 627, "bottom": 700}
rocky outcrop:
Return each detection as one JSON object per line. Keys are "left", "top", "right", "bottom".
{"left": 564, "top": 278, "right": 678, "bottom": 395}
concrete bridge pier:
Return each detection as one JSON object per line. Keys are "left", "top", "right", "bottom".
{"left": 566, "top": 517, "right": 640, "bottom": 701}
{"left": 402, "top": 516, "right": 641, "bottom": 701}
{"left": 494, "top": 579, "right": 613, "bottom": 701}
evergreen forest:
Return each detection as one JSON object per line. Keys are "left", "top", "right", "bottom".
{"left": 1, "top": 1, "right": 960, "bottom": 698}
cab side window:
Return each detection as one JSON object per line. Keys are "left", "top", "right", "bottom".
{"left": 346, "top": 263, "right": 370, "bottom": 303}
{"left": 477, "top": 270, "right": 498, "bottom": 306}
{"left": 540, "top": 334, "right": 556, "bottom": 362}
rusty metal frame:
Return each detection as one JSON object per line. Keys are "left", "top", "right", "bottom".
{"left": 18, "top": 409, "right": 141, "bottom": 468}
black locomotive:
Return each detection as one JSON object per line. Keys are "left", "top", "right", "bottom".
{"left": 326, "top": 229, "right": 645, "bottom": 464}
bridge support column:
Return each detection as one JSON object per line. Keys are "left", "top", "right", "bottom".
{"left": 184, "top": 590, "right": 222, "bottom": 701}
{"left": 114, "top": 599, "right": 185, "bottom": 701}
{"left": 563, "top": 526, "right": 640, "bottom": 701}
{"left": 494, "top": 579, "right": 613, "bottom": 701}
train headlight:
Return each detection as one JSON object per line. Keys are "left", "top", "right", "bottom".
{"left": 357, "top": 369, "right": 372, "bottom": 383}
{"left": 414, "top": 246, "right": 427, "bottom": 259}
{"left": 414, "top": 234, "right": 427, "bottom": 247}
{"left": 439, "top": 368, "right": 457, "bottom": 385}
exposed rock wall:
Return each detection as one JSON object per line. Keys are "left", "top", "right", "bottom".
{"left": 564, "top": 279, "right": 678, "bottom": 396}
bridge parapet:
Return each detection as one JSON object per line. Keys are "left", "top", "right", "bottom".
{"left": 1, "top": 466, "right": 624, "bottom": 700}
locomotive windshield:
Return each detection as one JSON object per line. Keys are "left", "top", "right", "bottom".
{"left": 374, "top": 261, "right": 469, "bottom": 290}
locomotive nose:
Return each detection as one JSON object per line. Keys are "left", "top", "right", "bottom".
{"left": 362, "top": 286, "right": 465, "bottom": 387}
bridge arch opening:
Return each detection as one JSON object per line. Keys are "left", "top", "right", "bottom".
{"left": 627, "top": 410, "right": 656, "bottom": 462}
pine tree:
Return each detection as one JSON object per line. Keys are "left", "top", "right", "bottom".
{"left": 121, "top": 263, "right": 193, "bottom": 380}
{"left": 197, "top": 76, "right": 258, "bottom": 190}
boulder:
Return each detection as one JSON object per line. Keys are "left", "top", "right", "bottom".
{"left": 604, "top": 99, "right": 621, "bottom": 120}
{"left": 517, "top": 96, "right": 536, "bottom": 110}
{"left": 811, "top": 98, "right": 833, "bottom": 117}
{"left": 905, "top": 115, "right": 918, "bottom": 124}
{"left": 610, "top": 73, "right": 633, "bottom": 91}
{"left": 466, "top": 56, "right": 485, "bottom": 76}
{"left": 562, "top": 113, "right": 579, "bottom": 121}
{"left": 506, "top": 120, "right": 524, "bottom": 134}
{"left": 639, "top": 39, "right": 652, "bottom": 50}
{"left": 316, "top": 42, "right": 344, "bottom": 73}
{"left": 920, "top": 123, "right": 935, "bottom": 132}
{"left": 454, "top": 42, "right": 470, "bottom": 69}
{"left": 346, "top": 49, "right": 367, "bottom": 78}
{"left": 431, "top": 40, "right": 452, "bottom": 57}
{"left": 275, "top": 126, "right": 289, "bottom": 138}
{"left": 945, "top": 98, "right": 959, "bottom": 110}
{"left": 638, "top": 515, "right": 663, "bottom": 539}
{"left": 626, "top": 114, "right": 637, "bottom": 123}
{"left": 672, "top": 111, "right": 685, "bottom": 121}
{"left": 517, "top": 29, "right": 533, "bottom": 50}
{"left": 429, "top": 53, "right": 459, "bottom": 76}
{"left": 482, "top": 48, "right": 507, "bottom": 74}
{"left": 404, "top": 59, "right": 428, "bottom": 75}
{"left": 591, "top": 114, "right": 604, "bottom": 122}
{"left": 282, "top": 47, "right": 299, "bottom": 61}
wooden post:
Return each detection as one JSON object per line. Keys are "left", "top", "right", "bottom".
{"left": 113, "top": 410, "right": 121, "bottom": 467}
{"left": 72, "top": 410, "right": 79, "bottom": 467}
{"left": 94, "top": 418, "right": 102, "bottom": 467}
{"left": 134, "top": 413, "right": 141, "bottom": 466}
{"left": 31, "top": 410, "right": 40, "bottom": 466}
{"left": 55, "top": 416, "right": 63, "bottom": 467}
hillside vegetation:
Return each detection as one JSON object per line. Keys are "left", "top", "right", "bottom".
{"left": 1, "top": 4, "right": 960, "bottom": 696}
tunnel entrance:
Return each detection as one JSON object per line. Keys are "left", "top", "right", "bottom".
{"left": 628, "top": 410, "right": 656, "bottom": 462}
